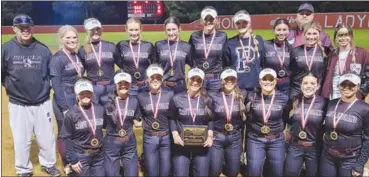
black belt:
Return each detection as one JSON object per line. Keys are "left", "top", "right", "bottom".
{"left": 327, "top": 147, "right": 359, "bottom": 156}
{"left": 81, "top": 148, "right": 101, "bottom": 154}
{"left": 144, "top": 130, "right": 168, "bottom": 137}
{"left": 250, "top": 132, "right": 281, "bottom": 140}
{"left": 92, "top": 80, "right": 113, "bottom": 85}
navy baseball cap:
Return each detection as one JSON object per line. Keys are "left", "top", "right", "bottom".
{"left": 298, "top": 3, "right": 314, "bottom": 13}
{"left": 13, "top": 14, "right": 34, "bottom": 26}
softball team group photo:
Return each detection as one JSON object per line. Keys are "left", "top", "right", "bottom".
{"left": 2, "top": 2, "right": 369, "bottom": 177}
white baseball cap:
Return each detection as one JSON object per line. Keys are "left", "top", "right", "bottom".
{"left": 84, "top": 18, "right": 102, "bottom": 30}
{"left": 233, "top": 12, "right": 251, "bottom": 24}
{"left": 74, "top": 80, "right": 94, "bottom": 95}
{"left": 114, "top": 72, "right": 132, "bottom": 84}
{"left": 339, "top": 73, "right": 361, "bottom": 85}
{"left": 188, "top": 68, "right": 205, "bottom": 80}
{"left": 146, "top": 65, "right": 164, "bottom": 78}
{"left": 221, "top": 68, "right": 238, "bottom": 80}
{"left": 259, "top": 68, "right": 277, "bottom": 79}
{"left": 201, "top": 7, "right": 218, "bottom": 20}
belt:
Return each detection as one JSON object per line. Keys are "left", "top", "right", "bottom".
{"left": 132, "top": 81, "right": 145, "bottom": 87}
{"left": 328, "top": 148, "right": 359, "bottom": 156}
{"left": 82, "top": 148, "right": 101, "bottom": 154}
{"left": 144, "top": 130, "right": 168, "bottom": 137}
{"left": 223, "top": 129, "right": 240, "bottom": 135}
{"left": 164, "top": 81, "right": 177, "bottom": 87}
{"left": 296, "top": 140, "right": 314, "bottom": 147}
{"left": 114, "top": 136, "right": 130, "bottom": 142}
{"left": 205, "top": 73, "right": 219, "bottom": 78}
{"left": 256, "top": 133, "right": 281, "bottom": 140}
{"left": 94, "top": 80, "right": 112, "bottom": 86}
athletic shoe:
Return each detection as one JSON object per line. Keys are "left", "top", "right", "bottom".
{"left": 41, "top": 166, "right": 61, "bottom": 177}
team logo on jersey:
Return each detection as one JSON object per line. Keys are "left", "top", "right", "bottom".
{"left": 235, "top": 46, "right": 256, "bottom": 73}
{"left": 350, "top": 63, "right": 361, "bottom": 75}
{"left": 12, "top": 55, "right": 42, "bottom": 70}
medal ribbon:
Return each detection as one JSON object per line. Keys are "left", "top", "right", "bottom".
{"left": 239, "top": 37, "right": 252, "bottom": 63}
{"left": 149, "top": 91, "right": 162, "bottom": 120}
{"left": 78, "top": 104, "right": 97, "bottom": 137}
{"left": 62, "top": 48, "right": 82, "bottom": 77}
{"left": 222, "top": 92, "right": 235, "bottom": 122}
{"left": 300, "top": 95, "right": 316, "bottom": 130}
{"left": 304, "top": 44, "right": 318, "bottom": 71}
{"left": 202, "top": 31, "right": 216, "bottom": 61}
{"left": 187, "top": 94, "right": 200, "bottom": 123}
{"left": 115, "top": 97, "right": 129, "bottom": 128}
{"left": 273, "top": 42, "right": 286, "bottom": 69}
{"left": 90, "top": 41, "right": 103, "bottom": 68}
{"left": 260, "top": 91, "right": 276, "bottom": 124}
{"left": 167, "top": 39, "right": 179, "bottom": 69}
{"left": 332, "top": 98, "right": 357, "bottom": 130}
{"left": 129, "top": 41, "right": 141, "bottom": 70}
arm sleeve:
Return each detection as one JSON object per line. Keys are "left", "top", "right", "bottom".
{"left": 1, "top": 45, "right": 7, "bottom": 86}
{"left": 352, "top": 109, "right": 369, "bottom": 174}
{"left": 45, "top": 50, "right": 52, "bottom": 80}
{"left": 50, "top": 56, "right": 69, "bottom": 111}
{"left": 168, "top": 97, "right": 178, "bottom": 132}
{"left": 260, "top": 41, "right": 267, "bottom": 68}
{"left": 321, "top": 32, "right": 334, "bottom": 54}
{"left": 105, "top": 95, "right": 118, "bottom": 124}
{"left": 60, "top": 113, "right": 78, "bottom": 164}
{"left": 222, "top": 34, "right": 231, "bottom": 67}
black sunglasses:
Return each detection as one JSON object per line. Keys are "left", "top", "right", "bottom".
{"left": 299, "top": 12, "right": 312, "bottom": 16}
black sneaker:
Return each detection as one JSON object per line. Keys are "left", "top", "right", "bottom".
{"left": 18, "top": 173, "right": 32, "bottom": 177}
{"left": 41, "top": 166, "right": 61, "bottom": 177}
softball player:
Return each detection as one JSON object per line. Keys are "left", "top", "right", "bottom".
{"left": 208, "top": 68, "right": 246, "bottom": 177}
{"left": 189, "top": 6, "right": 228, "bottom": 92}
{"left": 262, "top": 18, "right": 293, "bottom": 96}
{"left": 320, "top": 73, "right": 369, "bottom": 177}
{"left": 49, "top": 25, "right": 84, "bottom": 172}
{"left": 61, "top": 78, "right": 105, "bottom": 177}
{"left": 155, "top": 16, "right": 192, "bottom": 94}
{"left": 284, "top": 73, "right": 327, "bottom": 177}
{"left": 245, "top": 68, "right": 289, "bottom": 177}
{"left": 223, "top": 10, "right": 265, "bottom": 92}
{"left": 103, "top": 71, "right": 140, "bottom": 177}
{"left": 136, "top": 64, "right": 174, "bottom": 177}
{"left": 116, "top": 17, "right": 156, "bottom": 96}
{"left": 77, "top": 18, "right": 119, "bottom": 105}
{"left": 321, "top": 22, "right": 369, "bottom": 100}
{"left": 169, "top": 68, "right": 214, "bottom": 177}
{"left": 1, "top": 14, "right": 60, "bottom": 176}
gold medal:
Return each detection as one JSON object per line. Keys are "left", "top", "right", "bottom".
{"left": 330, "top": 131, "right": 338, "bottom": 140}
{"left": 118, "top": 129, "right": 126, "bottom": 137}
{"left": 299, "top": 130, "right": 307, "bottom": 139}
{"left": 224, "top": 123, "right": 233, "bottom": 132}
{"left": 152, "top": 121, "right": 160, "bottom": 130}
{"left": 98, "top": 68, "right": 104, "bottom": 77}
{"left": 91, "top": 138, "right": 99, "bottom": 147}
{"left": 169, "top": 68, "right": 175, "bottom": 76}
{"left": 260, "top": 125, "right": 271, "bottom": 134}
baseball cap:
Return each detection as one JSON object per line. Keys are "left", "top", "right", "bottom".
{"left": 146, "top": 65, "right": 164, "bottom": 78}
{"left": 84, "top": 18, "right": 102, "bottom": 30}
{"left": 188, "top": 68, "right": 205, "bottom": 80}
{"left": 221, "top": 68, "right": 238, "bottom": 80}
{"left": 74, "top": 80, "right": 94, "bottom": 95}
{"left": 298, "top": 3, "right": 314, "bottom": 13}
{"left": 13, "top": 14, "right": 34, "bottom": 26}
{"left": 114, "top": 72, "right": 132, "bottom": 84}
{"left": 232, "top": 12, "right": 251, "bottom": 24}
{"left": 201, "top": 7, "right": 218, "bottom": 20}
{"left": 339, "top": 73, "right": 361, "bottom": 85}
{"left": 259, "top": 68, "right": 277, "bottom": 79}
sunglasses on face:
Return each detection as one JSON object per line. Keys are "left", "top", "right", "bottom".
{"left": 150, "top": 75, "right": 163, "bottom": 82}
{"left": 337, "top": 33, "right": 350, "bottom": 38}
{"left": 190, "top": 77, "right": 203, "bottom": 84}
{"left": 15, "top": 26, "right": 32, "bottom": 31}
{"left": 299, "top": 12, "right": 312, "bottom": 16}
{"left": 340, "top": 81, "right": 357, "bottom": 88}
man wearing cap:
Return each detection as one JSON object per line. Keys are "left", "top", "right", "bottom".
{"left": 321, "top": 73, "right": 369, "bottom": 177}
{"left": 288, "top": 2, "right": 334, "bottom": 50}
{"left": 1, "top": 14, "right": 60, "bottom": 176}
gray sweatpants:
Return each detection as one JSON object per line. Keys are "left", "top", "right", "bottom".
{"left": 9, "top": 99, "right": 57, "bottom": 174}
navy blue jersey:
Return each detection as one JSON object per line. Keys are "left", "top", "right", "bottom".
{"left": 61, "top": 103, "right": 105, "bottom": 163}
{"left": 288, "top": 95, "right": 327, "bottom": 142}
{"left": 116, "top": 40, "right": 155, "bottom": 82}
{"left": 223, "top": 35, "right": 265, "bottom": 89}
{"left": 246, "top": 90, "right": 289, "bottom": 135}
{"left": 104, "top": 93, "right": 139, "bottom": 136}
{"left": 189, "top": 30, "right": 228, "bottom": 74}
{"left": 1, "top": 37, "right": 52, "bottom": 105}
{"left": 169, "top": 92, "right": 213, "bottom": 132}
{"left": 262, "top": 40, "right": 293, "bottom": 80}
{"left": 209, "top": 90, "right": 247, "bottom": 132}
{"left": 155, "top": 40, "right": 192, "bottom": 82}
{"left": 136, "top": 90, "right": 174, "bottom": 132}
{"left": 50, "top": 50, "right": 85, "bottom": 111}
{"left": 77, "top": 40, "right": 118, "bottom": 82}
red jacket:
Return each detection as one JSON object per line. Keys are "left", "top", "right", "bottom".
{"left": 321, "top": 47, "right": 369, "bottom": 99}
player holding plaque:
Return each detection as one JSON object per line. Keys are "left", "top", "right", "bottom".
{"left": 169, "top": 68, "right": 214, "bottom": 177}
{"left": 136, "top": 65, "right": 173, "bottom": 177}
{"left": 320, "top": 73, "right": 369, "bottom": 177}
{"left": 245, "top": 68, "right": 289, "bottom": 177}
{"left": 284, "top": 73, "right": 327, "bottom": 177}
{"left": 189, "top": 6, "right": 228, "bottom": 92}
{"left": 60, "top": 78, "right": 105, "bottom": 176}
{"left": 208, "top": 68, "right": 246, "bottom": 177}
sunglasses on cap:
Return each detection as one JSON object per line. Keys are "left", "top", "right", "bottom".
{"left": 299, "top": 11, "right": 312, "bottom": 16}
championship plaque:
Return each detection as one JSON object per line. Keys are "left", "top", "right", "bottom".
{"left": 181, "top": 125, "right": 207, "bottom": 146}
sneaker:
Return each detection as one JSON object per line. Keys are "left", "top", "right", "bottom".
{"left": 41, "top": 166, "right": 61, "bottom": 177}
{"left": 18, "top": 173, "right": 32, "bottom": 177}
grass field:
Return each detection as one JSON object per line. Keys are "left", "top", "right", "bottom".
{"left": 1, "top": 29, "right": 369, "bottom": 176}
